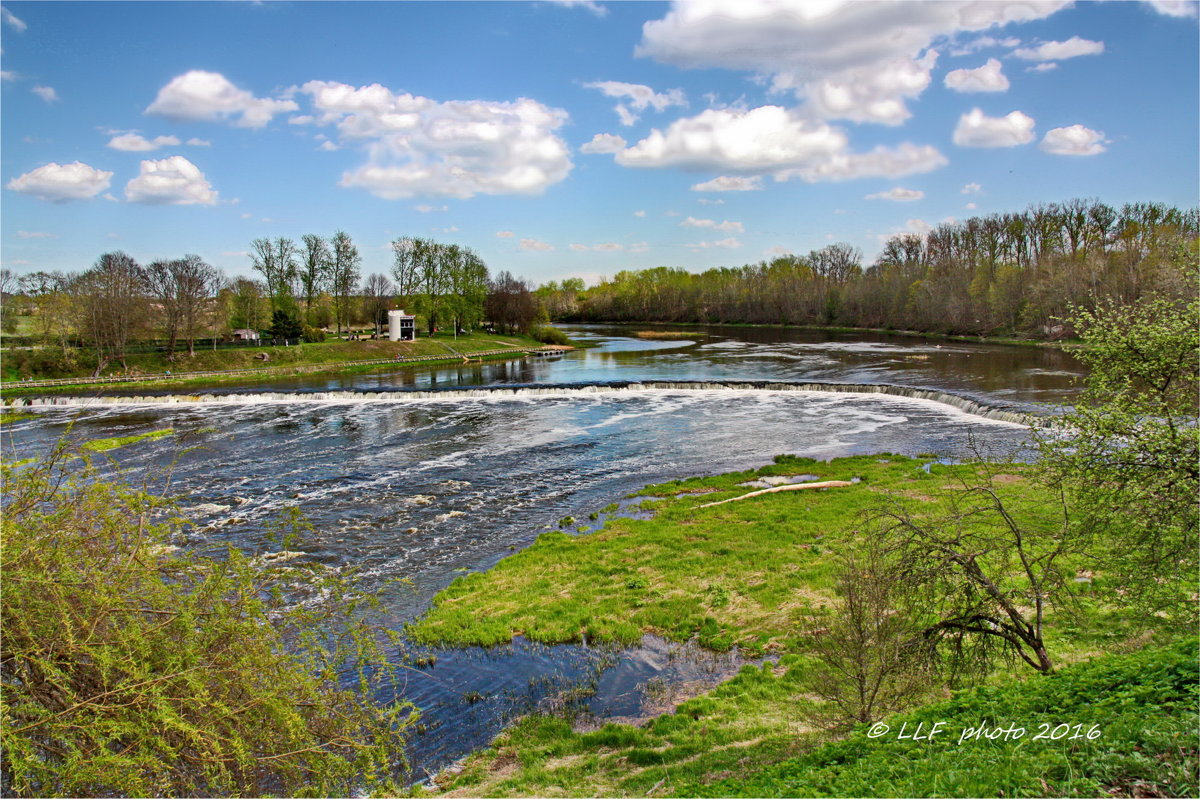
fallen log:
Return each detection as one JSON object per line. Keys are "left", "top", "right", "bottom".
{"left": 693, "top": 480, "right": 855, "bottom": 509}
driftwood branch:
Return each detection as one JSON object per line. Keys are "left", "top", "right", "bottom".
{"left": 694, "top": 481, "right": 854, "bottom": 509}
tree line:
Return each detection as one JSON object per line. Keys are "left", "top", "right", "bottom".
{"left": 539, "top": 199, "right": 1198, "bottom": 337}
{"left": 2, "top": 231, "right": 547, "bottom": 377}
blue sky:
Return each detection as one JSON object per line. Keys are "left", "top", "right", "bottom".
{"left": 2, "top": 0, "right": 1197, "bottom": 286}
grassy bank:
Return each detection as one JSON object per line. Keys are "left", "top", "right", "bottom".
{"left": 410, "top": 455, "right": 1113, "bottom": 656}
{"left": 0, "top": 331, "right": 543, "bottom": 383}
{"left": 410, "top": 454, "right": 1178, "bottom": 797}
{"left": 1, "top": 332, "right": 553, "bottom": 398}
{"left": 425, "top": 638, "right": 1196, "bottom": 797}
{"left": 568, "top": 320, "right": 1076, "bottom": 350}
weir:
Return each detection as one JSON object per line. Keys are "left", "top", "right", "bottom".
{"left": 8, "top": 380, "right": 1054, "bottom": 427}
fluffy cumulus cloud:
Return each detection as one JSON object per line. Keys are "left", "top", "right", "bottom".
{"left": 580, "top": 133, "right": 627, "bottom": 154}
{"left": 584, "top": 80, "right": 686, "bottom": 125}
{"left": 296, "top": 80, "right": 573, "bottom": 199}
{"left": 952, "top": 108, "right": 1035, "bottom": 148}
{"left": 146, "top": 70, "right": 298, "bottom": 128}
{"left": 616, "top": 105, "right": 946, "bottom": 183}
{"left": 107, "top": 132, "right": 182, "bottom": 152}
{"left": 681, "top": 216, "right": 744, "bottom": 233}
{"left": 962, "top": 181, "right": 982, "bottom": 193}
{"left": 549, "top": 0, "right": 607, "bottom": 16}
{"left": 519, "top": 237, "right": 554, "bottom": 252}
{"left": 944, "top": 58, "right": 1009, "bottom": 92}
{"left": 1012, "top": 36, "right": 1104, "bottom": 61}
{"left": 774, "top": 142, "right": 948, "bottom": 183}
{"left": 1039, "top": 124, "right": 1107, "bottom": 156}
{"left": 124, "top": 156, "right": 218, "bottom": 205}
{"left": 865, "top": 186, "right": 924, "bottom": 201}
{"left": 637, "top": 0, "right": 1068, "bottom": 125}
{"left": 616, "top": 106, "right": 846, "bottom": 170}
{"left": 32, "top": 86, "right": 58, "bottom": 103}
{"left": 7, "top": 161, "right": 113, "bottom": 202}
{"left": 691, "top": 175, "right": 763, "bottom": 191}
{"left": 495, "top": 230, "right": 515, "bottom": 238}
{"left": 1144, "top": 0, "right": 1198, "bottom": 16}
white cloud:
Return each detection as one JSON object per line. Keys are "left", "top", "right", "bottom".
{"left": 32, "top": 86, "right": 58, "bottom": 103}
{"left": 317, "top": 140, "right": 340, "bottom": 151}
{"left": 616, "top": 106, "right": 846, "bottom": 171}
{"left": 186, "top": 137, "right": 211, "bottom": 147}
{"left": 414, "top": 204, "right": 449, "bottom": 213}
{"left": 584, "top": 80, "right": 687, "bottom": 126}
{"left": 146, "top": 70, "right": 298, "bottom": 128}
{"left": 580, "top": 133, "right": 627, "bottom": 154}
{"left": 775, "top": 142, "right": 947, "bottom": 183}
{"left": 953, "top": 108, "right": 1035, "bottom": 148}
{"left": 765, "top": 245, "right": 793, "bottom": 256}
{"left": 2, "top": 6, "right": 26, "bottom": 31}
{"left": 681, "top": 216, "right": 744, "bottom": 233}
{"left": 1144, "top": 0, "right": 1198, "bottom": 16}
{"left": 628, "top": 242, "right": 649, "bottom": 253}
{"left": 1039, "top": 124, "right": 1107, "bottom": 156}
{"left": 906, "top": 218, "right": 933, "bottom": 235}
{"left": 696, "top": 197, "right": 725, "bottom": 205}
{"left": 1012, "top": 36, "right": 1104, "bottom": 61}
{"left": 691, "top": 175, "right": 763, "bottom": 192}
{"left": 865, "top": 187, "right": 924, "bottom": 202}
{"left": 633, "top": 209, "right": 646, "bottom": 217}
{"left": 965, "top": 202, "right": 978, "bottom": 210}
{"left": 495, "top": 231, "right": 515, "bottom": 238}
{"left": 687, "top": 237, "right": 741, "bottom": 250}
{"left": 1, "top": 70, "right": 17, "bottom": 82}
{"left": 7, "top": 161, "right": 113, "bottom": 202}
{"left": 107, "top": 132, "right": 182, "bottom": 152}
{"left": 569, "top": 242, "right": 624, "bottom": 252}
{"left": 961, "top": 182, "right": 982, "bottom": 194}
{"left": 944, "top": 58, "right": 1009, "bottom": 92}
{"left": 636, "top": 1, "right": 1068, "bottom": 125}
{"left": 1027, "top": 62, "right": 1059, "bottom": 72}
{"left": 618, "top": 106, "right": 946, "bottom": 184}
{"left": 17, "top": 230, "right": 56, "bottom": 239}
{"left": 548, "top": 0, "right": 607, "bottom": 16}
{"left": 124, "top": 156, "right": 218, "bottom": 205}
{"left": 519, "top": 237, "right": 554, "bottom": 252}
{"left": 436, "top": 225, "right": 460, "bottom": 233}
{"left": 221, "top": 250, "right": 249, "bottom": 257}
{"left": 298, "top": 80, "right": 573, "bottom": 199}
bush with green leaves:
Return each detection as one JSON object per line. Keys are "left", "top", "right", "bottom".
{"left": 1, "top": 443, "right": 415, "bottom": 797}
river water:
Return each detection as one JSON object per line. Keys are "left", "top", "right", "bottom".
{"left": 1, "top": 325, "right": 1085, "bottom": 777}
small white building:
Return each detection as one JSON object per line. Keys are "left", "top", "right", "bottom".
{"left": 231, "top": 329, "right": 260, "bottom": 341}
{"left": 387, "top": 310, "right": 416, "bottom": 341}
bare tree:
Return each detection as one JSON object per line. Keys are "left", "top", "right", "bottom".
{"left": 72, "top": 252, "right": 148, "bottom": 375}
{"left": 250, "top": 237, "right": 298, "bottom": 313}
{"left": 299, "top": 234, "right": 331, "bottom": 315}
{"left": 361, "top": 273, "right": 393, "bottom": 337}
{"left": 329, "top": 231, "right": 361, "bottom": 337}
{"left": 146, "top": 256, "right": 223, "bottom": 358}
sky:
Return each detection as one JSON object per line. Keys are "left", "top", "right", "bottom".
{"left": 2, "top": 0, "right": 1197, "bottom": 286}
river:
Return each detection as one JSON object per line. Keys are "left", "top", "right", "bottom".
{"left": 0, "top": 325, "right": 1085, "bottom": 778}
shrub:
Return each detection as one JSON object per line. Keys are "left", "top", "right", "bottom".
{"left": 529, "top": 325, "right": 570, "bottom": 346}
{"left": 1, "top": 443, "right": 415, "bottom": 797}
{"left": 302, "top": 325, "right": 327, "bottom": 343}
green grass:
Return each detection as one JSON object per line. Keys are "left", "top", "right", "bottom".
{"left": 0, "top": 331, "right": 544, "bottom": 384}
{"left": 81, "top": 428, "right": 175, "bottom": 452}
{"left": 426, "top": 637, "right": 1196, "bottom": 798}
{"left": 409, "top": 455, "right": 1066, "bottom": 655}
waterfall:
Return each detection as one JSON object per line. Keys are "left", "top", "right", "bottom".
{"left": 8, "top": 380, "right": 1052, "bottom": 427}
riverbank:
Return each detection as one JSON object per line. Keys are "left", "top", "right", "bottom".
{"left": 0, "top": 333, "right": 569, "bottom": 399}
{"left": 410, "top": 454, "right": 1185, "bottom": 797}
{"left": 564, "top": 320, "right": 1077, "bottom": 350}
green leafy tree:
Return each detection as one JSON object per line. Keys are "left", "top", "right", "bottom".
{"left": 1037, "top": 297, "right": 1199, "bottom": 624}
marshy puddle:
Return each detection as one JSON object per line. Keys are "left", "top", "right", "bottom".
{"left": 392, "top": 634, "right": 766, "bottom": 779}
